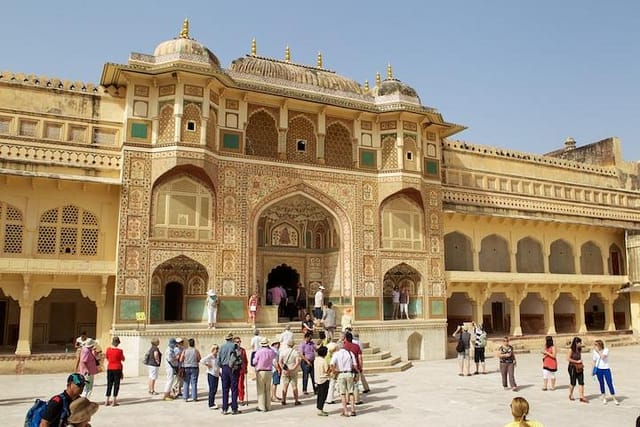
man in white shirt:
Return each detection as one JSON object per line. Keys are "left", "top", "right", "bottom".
{"left": 314, "top": 286, "right": 325, "bottom": 320}
{"left": 330, "top": 345, "right": 357, "bottom": 417}
{"left": 279, "top": 325, "right": 294, "bottom": 347}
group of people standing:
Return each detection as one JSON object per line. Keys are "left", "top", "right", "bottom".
{"left": 453, "top": 325, "right": 620, "bottom": 406}
{"left": 143, "top": 323, "right": 370, "bottom": 418}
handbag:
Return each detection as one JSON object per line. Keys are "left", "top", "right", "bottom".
{"left": 542, "top": 354, "right": 557, "bottom": 372}
{"left": 456, "top": 334, "right": 465, "bottom": 353}
{"left": 592, "top": 355, "right": 600, "bottom": 376}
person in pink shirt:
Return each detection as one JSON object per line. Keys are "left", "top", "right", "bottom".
{"left": 252, "top": 337, "right": 276, "bottom": 412}
{"left": 78, "top": 339, "right": 99, "bottom": 398}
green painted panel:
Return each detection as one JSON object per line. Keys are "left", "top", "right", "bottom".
{"left": 431, "top": 299, "right": 445, "bottom": 316}
{"left": 425, "top": 159, "right": 439, "bottom": 175}
{"left": 355, "top": 298, "right": 378, "bottom": 320}
{"left": 219, "top": 299, "right": 245, "bottom": 322}
{"left": 119, "top": 298, "right": 142, "bottom": 321}
{"left": 131, "top": 123, "right": 148, "bottom": 139}
{"left": 360, "top": 149, "right": 375, "bottom": 167}
{"left": 187, "top": 298, "right": 207, "bottom": 321}
{"left": 409, "top": 298, "right": 423, "bottom": 316}
{"left": 150, "top": 297, "right": 162, "bottom": 322}
{"left": 222, "top": 133, "right": 240, "bottom": 150}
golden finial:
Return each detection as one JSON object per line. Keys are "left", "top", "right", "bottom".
{"left": 375, "top": 72, "right": 381, "bottom": 86}
{"left": 179, "top": 18, "right": 190, "bottom": 39}
{"left": 386, "top": 63, "right": 393, "bottom": 80}
{"left": 364, "top": 80, "right": 369, "bottom": 91}
{"left": 251, "top": 38, "right": 257, "bottom": 56}
{"left": 285, "top": 45, "right": 291, "bottom": 63}
{"left": 317, "top": 51, "right": 323, "bottom": 68}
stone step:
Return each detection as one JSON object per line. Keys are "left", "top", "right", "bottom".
{"left": 366, "top": 360, "right": 413, "bottom": 374}
{"left": 363, "top": 350, "right": 391, "bottom": 361}
{"left": 365, "top": 355, "right": 401, "bottom": 368}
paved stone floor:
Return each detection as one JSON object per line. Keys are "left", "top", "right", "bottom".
{"left": 1, "top": 345, "right": 639, "bottom": 426}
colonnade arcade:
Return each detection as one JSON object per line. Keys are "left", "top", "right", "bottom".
{"left": 446, "top": 274, "right": 629, "bottom": 337}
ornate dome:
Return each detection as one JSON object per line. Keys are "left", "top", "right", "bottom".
{"left": 152, "top": 19, "right": 221, "bottom": 69}
{"left": 371, "top": 65, "right": 420, "bottom": 104}
{"left": 229, "top": 55, "right": 365, "bottom": 96}
{"left": 374, "top": 79, "right": 419, "bottom": 98}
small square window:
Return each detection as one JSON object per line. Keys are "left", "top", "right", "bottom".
{"left": 406, "top": 151, "right": 413, "bottom": 161}
{"left": 186, "top": 121, "right": 196, "bottom": 132}
{"left": 297, "top": 139, "right": 306, "bottom": 151}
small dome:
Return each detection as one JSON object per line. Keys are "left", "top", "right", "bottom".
{"left": 152, "top": 19, "right": 221, "bottom": 69}
{"left": 373, "top": 79, "right": 420, "bottom": 101}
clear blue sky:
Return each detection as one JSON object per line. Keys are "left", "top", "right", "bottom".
{"left": 2, "top": 1, "right": 639, "bottom": 161}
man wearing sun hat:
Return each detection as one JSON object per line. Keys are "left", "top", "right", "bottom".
{"left": 67, "top": 396, "right": 99, "bottom": 425}
{"left": 253, "top": 336, "right": 276, "bottom": 412}
{"left": 40, "top": 373, "right": 85, "bottom": 426}
{"left": 217, "top": 332, "right": 241, "bottom": 414}
{"left": 206, "top": 289, "right": 219, "bottom": 329}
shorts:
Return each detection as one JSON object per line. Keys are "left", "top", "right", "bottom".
{"left": 542, "top": 368, "right": 556, "bottom": 380}
{"left": 148, "top": 366, "right": 159, "bottom": 380}
{"left": 281, "top": 370, "right": 299, "bottom": 386}
{"left": 568, "top": 364, "right": 584, "bottom": 386}
{"left": 457, "top": 349, "right": 470, "bottom": 360}
{"left": 473, "top": 347, "right": 485, "bottom": 363}
{"left": 337, "top": 372, "right": 355, "bottom": 395}
{"left": 272, "top": 371, "right": 281, "bottom": 385}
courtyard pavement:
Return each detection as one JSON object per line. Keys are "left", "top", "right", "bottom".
{"left": 1, "top": 345, "right": 639, "bottom": 426}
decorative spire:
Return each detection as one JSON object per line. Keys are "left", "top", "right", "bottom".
{"left": 285, "top": 45, "right": 291, "bottom": 63}
{"left": 375, "top": 71, "right": 381, "bottom": 86}
{"left": 386, "top": 63, "right": 393, "bottom": 80}
{"left": 364, "top": 80, "right": 369, "bottom": 91}
{"left": 251, "top": 38, "right": 257, "bottom": 56}
{"left": 179, "top": 18, "right": 190, "bottom": 39}
{"left": 317, "top": 51, "right": 323, "bottom": 68}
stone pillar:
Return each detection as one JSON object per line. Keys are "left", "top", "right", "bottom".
{"left": 510, "top": 250, "right": 517, "bottom": 273}
{"left": 574, "top": 290, "right": 589, "bottom": 334}
{"left": 543, "top": 287, "right": 560, "bottom": 335}
{"left": 625, "top": 231, "right": 640, "bottom": 282}
{"left": 317, "top": 134, "right": 326, "bottom": 164}
{"left": 543, "top": 248, "right": 550, "bottom": 273}
{"left": 277, "top": 129, "right": 287, "bottom": 160}
{"left": 472, "top": 298, "right": 484, "bottom": 326}
{"left": 95, "top": 275, "right": 110, "bottom": 344}
{"left": 602, "top": 291, "right": 617, "bottom": 332}
{"left": 509, "top": 287, "right": 526, "bottom": 337}
{"left": 15, "top": 276, "right": 34, "bottom": 356}
{"left": 174, "top": 84, "right": 184, "bottom": 143}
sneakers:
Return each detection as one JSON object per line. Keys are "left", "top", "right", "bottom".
{"left": 602, "top": 395, "right": 607, "bottom": 405}
{"left": 317, "top": 411, "right": 329, "bottom": 416}
{"left": 294, "top": 401, "right": 302, "bottom": 406}
{"left": 613, "top": 398, "right": 620, "bottom": 406}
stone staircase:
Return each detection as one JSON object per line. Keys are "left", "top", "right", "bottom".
{"left": 361, "top": 341, "right": 412, "bottom": 374}
{"left": 289, "top": 330, "right": 412, "bottom": 373}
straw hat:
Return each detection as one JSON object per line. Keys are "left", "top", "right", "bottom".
{"left": 207, "top": 289, "right": 216, "bottom": 296}
{"left": 68, "top": 397, "right": 99, "bottom": 424}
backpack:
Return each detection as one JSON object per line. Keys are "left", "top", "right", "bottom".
{"left": 456, "top": 334, "right": 465, "bottom": 353}
{"left": 143, "top": 345, "right": 161, "bottom": 366}
{"left": 25, "top": 392, "right": 69, "bottom": 427}
{"left": 228, "top": 344, "right": 243, "bottom": 371}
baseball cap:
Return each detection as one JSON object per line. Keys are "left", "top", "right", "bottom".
{"left": 67, "top": 373, "right": 86, "bottom": 388}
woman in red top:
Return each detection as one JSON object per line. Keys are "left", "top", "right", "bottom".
{"left": 104, "top": 336, "right": 125, "bottom": 406}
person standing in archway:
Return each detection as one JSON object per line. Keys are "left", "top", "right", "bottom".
{"left": 296, "top": 283, "right": 307, "bottom": 321}
{"left": 399, "top": 286, "right": 409, "bottom": 319}
{"left": 314, "top": 286, "right": 325, "bottom": 320}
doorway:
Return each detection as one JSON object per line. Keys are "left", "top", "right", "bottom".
{"left": 492, "top": 302, "right": 504, "bottom": 333}
{"left": 165, "top": 282, "right": 184, "bottom": 321}
{"left": 266, "top": 264, "right": 300, "bottom": 320}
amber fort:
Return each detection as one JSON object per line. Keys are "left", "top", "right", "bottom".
{"left": 1, "top": 20, "right": 639, "bottom": 375}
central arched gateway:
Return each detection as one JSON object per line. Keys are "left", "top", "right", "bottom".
{"left": 250, "top": 188, "right": 352, "bottom": 314}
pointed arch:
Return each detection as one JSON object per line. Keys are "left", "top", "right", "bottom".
{"left": 479, "top": 234, "right": 510, "bottom": 272}
{"left": 248, "top": 183, "right": 352, "bottom": 297}
{"left": 444, "top": 231, "right": 473, "bottom": 271}
{"left": 246, "top": 109, "right": 279, "bottom": 158}
{"left": 380, "top": 191, "right": 424, "bottom": 251}
{"left": 549, "top": 239, "right": 575, "bottom": 274}
{"left": 516, "top": 237, "right": 544, "bottom": 273}
{"left": 580, "top": 241, "right": 603, "bottom": 274}
{"left": 287, "top": 114, "right": 316, "bottom": 163}
{"left": 181, "top": 102, "right": 202, "bottom": 144}
{"left": 0, "top": 201, "right": 24, "bottom": 254}
{"left": 325, "top": 121, "right": 352, "bottom": 168}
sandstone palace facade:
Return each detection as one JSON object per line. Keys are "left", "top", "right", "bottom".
{"left": 1, "top": 22, "right": 639, "bottom": 373}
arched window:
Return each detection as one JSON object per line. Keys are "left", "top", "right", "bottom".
{"left": 549, "top": 239, "right": 575, "bottom": 274}
{"left": 325, "top": 122, "right": 352, "bottom": 168}
{"left": 152, "top": 176, "right": 213, "bottom": 241}
{"left": 381, "top": 197, "right": 423, "bottom": 250}
{"left": 516, "top": 237, "right": 544, "bottom": 273}
{"left": 246, "top": 110, "right": 278, "bottom": 158}
{"left": 0, "top": 201, "right": 23, "bottom": 254}
{"left": 479, "top": 234, "right": 510, "bottom": 272}
{"left": 444, "top": 232, "right": 473, "bottom": 271}
{"left": 37, "top": 205, "right": 99, "bottom": 256}
{"left": 580, "top": 241, "right": 603, "bottom": 274}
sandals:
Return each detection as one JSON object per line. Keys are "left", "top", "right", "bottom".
{"left": 579, "top": 398, "right": 588, "bottom": 403}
